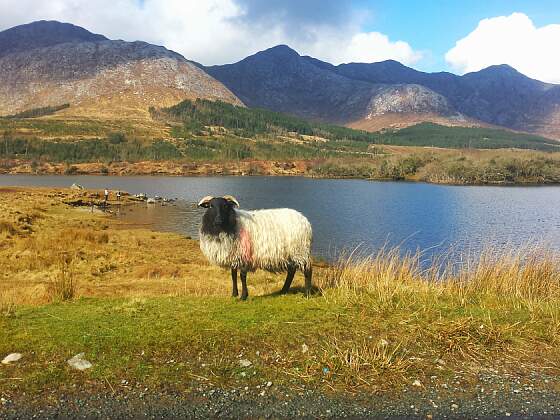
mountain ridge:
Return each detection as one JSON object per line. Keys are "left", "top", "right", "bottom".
{"left": 206, "top": 44, "right": 560, "bottom": 139}
{"left": 0, "top": 20, "right": 108, "bottom": 57}
{"left": 0, "top": 21, "right": 242, "bottom": 118}
{"left": 2, "top": 21, "right": 560, "bottom": 140}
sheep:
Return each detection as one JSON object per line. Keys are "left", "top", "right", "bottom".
{"left": 198, "top": 195, "right": 313, "bottom": 300}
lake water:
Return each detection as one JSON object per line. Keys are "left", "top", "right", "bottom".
{"left": 2, "top": 174, "right": 560, "bottom": 262}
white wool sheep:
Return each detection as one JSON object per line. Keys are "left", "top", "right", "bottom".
{"left": 198, "top": 195, "right": 313, "bottom": 300}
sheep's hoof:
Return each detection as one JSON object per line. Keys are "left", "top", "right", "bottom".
{"left": 279, "top": 288, "right": 289, "bottom": 295}
{"left": 240, "top": 294, "right": 248, "bottom": 301}
{"left": 232, "top": 291, "right": 239, "bottom": 297}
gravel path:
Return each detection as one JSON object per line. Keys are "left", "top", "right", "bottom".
{"left": 2, "top": 371, "right": 560, "bottom": 419}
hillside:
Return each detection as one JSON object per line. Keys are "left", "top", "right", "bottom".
{"left": 0, "top": 20, "right": 107, "bottom": 57}
{"left": 0, "top": 21, "right": 242, "bottom": 119}
{"left": 155, "top": 99, "right": 559, "bottom": 151}
{"left": 2, "top": 99, "right": 558, "bottom": 168}
{"left": 206, "top": 46, "right": 560, "bottom": 139}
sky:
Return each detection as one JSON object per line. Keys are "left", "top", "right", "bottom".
{"left": 0, "top": 0, "right": 559, "bottom": 83}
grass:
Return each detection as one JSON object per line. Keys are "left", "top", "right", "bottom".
{"left": 0, "top": 188, "right": 559, "bottom": 400}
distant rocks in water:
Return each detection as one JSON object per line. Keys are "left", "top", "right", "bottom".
{"left": 70, "top": 183, "right": 84, "bottom": 190}
{"left": 2, "top": 352, "right": 22, "bottom": 364}
{"left": 143, "top": 195, "right": 176, "bottom": 205}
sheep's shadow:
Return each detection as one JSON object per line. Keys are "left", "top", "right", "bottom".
{"left": 261, "top": 285, "right": 322, "bottom": 298}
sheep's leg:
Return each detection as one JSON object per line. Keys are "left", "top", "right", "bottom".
{"left": 280, "top": 266, "right": 296, "bottom": 294}
{"left": 231, "top": 268, "right": 238, "bottom": 297}
{"left": 240, "top": 270, "right": 249, "bottom": 301}
{"left": 304, "top": 266, "right": 313, "bottom": 297}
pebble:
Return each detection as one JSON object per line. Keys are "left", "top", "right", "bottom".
{"left": 266, "top": 381, "right": 273, "bottom": 387}
{"left": 412, "top": 380, "right": 422, "bottom": 387}
{"left": 67, "top": 353, "right": 93, "bottom": 371}
{"left": 302, "top": 344, "right": 309, "bottom": 354}
{"left": 239, "top": 359, "right": 252, "bottom": 368}
{"left": 451, "top": 403, "right": 459, "bottom": 410}
{"left": 2, "top": 353, "right": 22, "bottom": 364}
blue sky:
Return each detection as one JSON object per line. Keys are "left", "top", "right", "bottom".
{"left": 1, "top": 0, "right": 559, "bottom": 82}
{"left": 358, "top": 0, "right": 560, "bottom": 72}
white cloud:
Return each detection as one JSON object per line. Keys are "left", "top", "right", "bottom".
{"left": 0, "top": 0, "right": 422, "bottom": 66}
{"left": 446, "top": 13, "right": 560, "bottom": 83}
{"left": 342, "top": 32, "right": 422, "bottom": 64}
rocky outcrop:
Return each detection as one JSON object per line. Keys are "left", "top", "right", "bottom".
{"left": 365, "top": 84, "right": 453, "bottom": 118}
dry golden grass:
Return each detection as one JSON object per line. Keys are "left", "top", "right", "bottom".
{"left": 320, "top": 245, "right": 560, "bottom": 303}
{"left": 0, "top": 187, "right": 310, "bottom": 307}
{"left": 307, "top": 245, "right": 560, "bottom": 389}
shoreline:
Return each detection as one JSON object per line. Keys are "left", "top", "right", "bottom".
{"left": 1, "top": 159, "right": 560, "bottom": 187}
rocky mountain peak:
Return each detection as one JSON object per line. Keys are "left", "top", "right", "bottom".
{"left": 0, "top": 21, "right": 242, "bottom": 118}
{"left": 0, "top": 20, "right": 107, "bottom": 58}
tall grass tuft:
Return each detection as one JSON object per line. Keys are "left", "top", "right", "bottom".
{"left": 46, "top": 252, "right": 78, "bottom": 302}
{"left": 450, "top": 247, "right": 560, "bottom": 301}
{"left": 320, "top": 245, "right": 560, "bottom": 304}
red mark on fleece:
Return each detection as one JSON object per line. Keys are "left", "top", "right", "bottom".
{"left": 239, "top": 227, "right": 253, "bottom": 264}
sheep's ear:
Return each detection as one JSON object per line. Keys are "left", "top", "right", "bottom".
{"left": 198, "top": 196, "right": 213, "bottom": 208}
{"left": 223, "top": 195, "right": 239, "bottom": 207}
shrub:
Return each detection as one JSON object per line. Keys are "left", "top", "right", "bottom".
{"left": 108, "top": 132, "right": 127, "bottom": 144}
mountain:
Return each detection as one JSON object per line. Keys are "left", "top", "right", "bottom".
{"left": 205, "top": 45, "right": 379, "bottom": 124}
{"left": 206, "top": 46, "right": 560, "bottom": 139}
{"left": 0, "top": 21, "right": 242, "bottom": 118}
{"left": 3, "top": 21, "right": 560, "bottom": 140}
{"left": 205, "top": 45, "right": 455, "bottom": 126}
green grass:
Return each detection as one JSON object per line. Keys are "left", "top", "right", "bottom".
{"left": 2, "top": 290, "right": 558, "bottom": 395}
{"left": 1, "top": 295, "right": 343, "bottom": 392}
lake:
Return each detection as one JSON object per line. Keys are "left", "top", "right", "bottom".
{"left": 2, "top": 175, "right": 560, "bottom": 262}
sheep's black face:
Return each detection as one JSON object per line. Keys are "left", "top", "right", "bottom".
{"left": 200, "top": 197, "right": 237, "bottom": 236}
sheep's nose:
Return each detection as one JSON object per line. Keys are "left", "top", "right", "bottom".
{"left": 214, "top": 217, "right": 222, "bottom": 225}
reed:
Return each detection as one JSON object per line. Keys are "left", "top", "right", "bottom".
{"left": 320, "top": 245, "right": 560, "bottom": 303}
